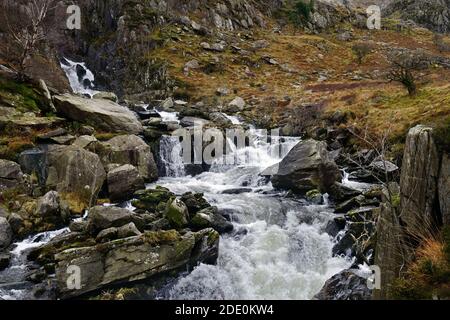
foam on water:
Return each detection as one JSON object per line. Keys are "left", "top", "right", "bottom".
{"left": 60, "top": 58, "right": 98, "bottom": 97}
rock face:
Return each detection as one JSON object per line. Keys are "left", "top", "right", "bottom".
{"left": 102, "top": 135, "right": 158, "bottom": 182}
{"left": 53, "top": 94, "right": 143, "bottom": 134}
{"left": 107, "top": 164, "right": 145, "bottom": 202}
{"left": 271, "top": 139, "right": 341, "bottom": 194}
{"left": 55, "top": 228, "right": 219, "bottom": 299}
{"left": 400, "top": 125, "right": 440, "bottom": 236}
{"left": 0, "top": 159, "right": 23, "bottom": 189}
{"left": 0, "top": 217, "right": 13, "bottom": 249}
{"left": 35, "top": 191, "right": 70, "bottom": 225}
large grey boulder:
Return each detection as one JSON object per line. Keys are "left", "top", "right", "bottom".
{"left": 400, "top": 125, "right": 440, "bottom": 236}
{"left": 314, "top": 269, "right": 372, "bottom": 300}
{"left": 53, "top": 93, "right": 143, "bottom": 134}
{"left": 45, "top": 146, "right": 106, "bottom": 212}
{"left": 0, "top": 159, "right": 23, "bottom": 189}
{"left": 107, "top": 164, "right": 145, "bottom": 202}
{"left": 101, "top": 135, "right": 158, "bottom": 182}
{"left": 271, "top": 139, "right": 341, "bottom": 194}
{"left": 0, "top": 217, "right": 12, "bottom": 249}
{"left": 87, "top": 206, "right": 142, "bottom": 234}
{"left": 55, "top": 228, "right": 219, "bottom": 299}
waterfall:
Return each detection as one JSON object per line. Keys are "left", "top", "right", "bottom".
{"left": 60, "top": 58, "right": 98, "bottom": 98}
{"left": 159, "top": 135, "right": 186, "bottom": 178}
{"left": 150, "top": 113, "right": 353, "bottom": 300}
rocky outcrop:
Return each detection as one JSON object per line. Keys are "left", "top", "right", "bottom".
{"left": 400, "top": 125, "right": 440, "bottom": 236}
{"left": 53, "top": 94, "right": 143, "bottom": 134}
{"left": 271, "top": 139, "right": 341, "bottom": 194}
{"left": 54, "top": 228, "right": 219, "bottom": 299}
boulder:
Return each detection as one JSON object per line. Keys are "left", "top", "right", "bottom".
{"left": 0, "top": 159, "right": 23, "bottom": 189}
{"left": 55, "top": 229, "right": 219, "bottom": 299}
{"left": 271, "top": 139, "right": 341, "bottom": 194}
{"left": 87, "top": 206, "right": 142, "bottom": 234}
{"left": 53, "top": 94, "right": 143, "bottom": 134}
{"left": 306, "top": 189, "right": 324, "bottom": 205}
{"left": 209, "top": 112, "right": 232, "bottom": 127}
{"left": 132, "top": 187, "right": 174, "bottom": 212}
{"left": 180, "top": 192, "right": 210, "bottom": 215}
{"left": 45, "top": 146, "right": 106, "bottom": 212}
{"left": 117, "top": 222, "right": 142, "bottom": 238}
{"left": 191, "top": 206, "right": 233, "bottom": 234}
{"left": 314, "top": 270, "right": 372, "bottom": 300}
{"left": 102, "top": 135, "right": 158, "bottom": 182}
{"left": 107, "top": 164, "right": 145, "bottom": 202}
{"left": 0, "top": 217, "right": 13, "bottom": 249}
{"left": 93, "top": 91, "right": 118, "bottom": 102}
{"left": 226, "top": 97, "right": 246, "bottom": 113}
{"left": 328, "top": 182, "right": 361, "bottom": 202}
{"left": 35, "top": 191, "right": 70, "bottom": 224}
{"left": 164, "top": 198, "right": 189, "bottom": 229}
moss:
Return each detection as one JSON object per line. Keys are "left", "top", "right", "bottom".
{"left": 164, "top": 198, "right": 188, "bottom": 228}
{"left": 94, "top": 132, "right": 119, "bottom": 141}
{"left": 0, "top": 78, "right": 45, "bottom": 112}
{"left": 391, "top": 193, "right": 401, "bottom": 208}
{"left": 143, "top": 230, "right": 181, "bottom": 246}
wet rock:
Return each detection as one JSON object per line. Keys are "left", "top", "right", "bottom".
{"left": 325, "top": 217, "right": 346, "bottom": 238}
{"left": 191, "top": 206, "right": 233, "bottom": 234}
{"left": 335, "top": 195, "right": 368, "bottom": 214}
{"left": 271, "top": 139, "right": 341, "bottom": 194}
{"left": 180, "top": 117, "right": 210, "bottom": 127}
{"left": 132, "top": 187, "right": 174, "bottom": 212}
{"left": 333, "top": 222, "right": 375, "bottom": 256}
{"left": 306, "top": 189, "right": 323, "bottom": 205}
{"left": 93, "top": 91, "right": 118, "bottom": 102}
{"left": 0, "top": 252, "right": 11, "bottom": 270}
{"left": 69, "top": 220, "right": 88, "bottom": 233}
{"left": 53, "top": 94, "right": 143, "bottom": 134}
{"left": 328, "top": 182, "right": 361, "bottom": 202}
{"left": 107, "top": 164, "right": 145, "bottom": 202}
{"left": 209, "top": 112, "right": 232, "bottom": 127}
{"left": 55, "top": 229, "right": 219, "bottom": 299}
{"left": 164, "top": 198, "right": 189, "bottom": 229}
{"left": 221, "top": 188, "right": 252, "bottom": 195}
{"left": 180, "top": 192, "right": 210, "bottom": 215}
{"left": 0, "top": 217, "right": 13, "bottom": 249}
{"left": 314, "top": 270, "right": 372, "bottom": 300}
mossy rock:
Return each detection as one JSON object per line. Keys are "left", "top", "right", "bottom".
{"left": 132, "top": 186, "right": 174, "bottom": 211}
{"left": 164, "top": 197, "right": 189, "bottom": 229}
{"left": 0, "top": 78, "right": 46, "bottom": 113}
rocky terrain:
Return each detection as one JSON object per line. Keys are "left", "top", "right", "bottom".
{"left": 0, "top": 0, "right": 449, "bottom": 300}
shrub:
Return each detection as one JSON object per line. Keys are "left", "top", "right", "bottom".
{"left": 352, "top": 43, "right": 373, "bottom": 64}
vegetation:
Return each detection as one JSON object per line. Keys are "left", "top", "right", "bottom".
{"left": 352, "top": 43, "right": 373, "bottom": 64}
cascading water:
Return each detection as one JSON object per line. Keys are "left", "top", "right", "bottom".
{"left": 60, "top": 58, "right": 98, "bottom": 97}
{"left": 153, "top": 114, "right": 353, "bottom": 300}
{"left": 0, "top": 228, "right": 69, "bottom": 300}
{"left": 158, "top": 135, "right": 186, "bottom": 178}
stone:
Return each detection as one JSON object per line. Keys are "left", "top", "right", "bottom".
{"left": 314, "top": 270, "right": 372, "bottom": 300}
{"left": 271, "top": 139, "right": 341, "bottom": 194}
{"left": 0, "top": 252, "right": 10, "bottom": 271}
{"left": 102, "top": 135, "right": 158, "bottom": 182}
{"left": 164, "top": 198, "right": 189, "bottom": 229}
{"left": 191, "top": 206, "right": 233, "bottom": 234}
{"left": 328, "top": 182, "right": 361, "bottom": 202}
{"left": 180, "top": 192, "right": 210, "bottom": 215}
{"left": 96, "top": 227, "right": 118, "bottom": 243}
{"left": 334, "top": 195, "right": 367, "bottom": 214}
{"left": 55, "top": 229, "right": 219, "bottom": 299}
{"left": 184, "top": 60, "right": 200, "bottom": 71}
{"left": 306, "top": 189, "right": 323, "bottom": 205}
{"left": 117, "top": 222, "right": 141, "bottom": 238}
{"left": 7, "top": 213, "right": 24, "bottom": 234}
{"left": 0, "top": 159, "right": 23, "bottom": 189}
{"left": 35, "top": 191, "right": 60, "bottom": 217}
{"left": 53, "top": 94, "right": 143, "bottom": 134}
{"left": 400, "top": 126, "right": 440, "bottom": 236}
{"left": 226, "top": 97, "right": 246, "bottom": 113}
{"left": 107, "top": 164, "right": 145, "bottom": 202}
{"left": 0, "top": 217, "right": 13, "bottom": 249}
{"left": 132, "top": 187, "right": 174, "bottom": 212}
{"left": 88, "top": 206, "right": 141, "bottom": 234}
{"left": 46, "top": 146, "right": 106, "bottom": 212}
{"left": 72, "top": 135, "right": 98, "bottom": 149}
{"left": 93, "top": 91, "right": 118, "bottom": 102}
{"left": 180, "top": 117, "right": 210, "bottom": 127}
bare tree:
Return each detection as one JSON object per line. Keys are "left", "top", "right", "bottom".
{"left": 387, "top": 50, "right": 429, "bottom": 96}
{"left": 352, "top": 42, "right": 373, "bottom": 65}
{"left": 4, "top": 0, "right": 53, "bottom": 80}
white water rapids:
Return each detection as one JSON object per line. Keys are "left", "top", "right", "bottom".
{"left": 153, "top": 120, "right": 353, "bottom": 300}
